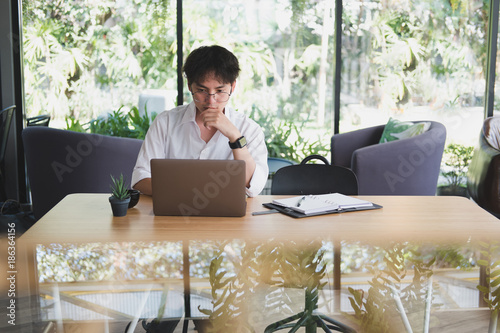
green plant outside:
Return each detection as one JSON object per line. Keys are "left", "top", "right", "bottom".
{"left": 66, "top": 106, "right": 157, "bottom": 141}
{"left": 477, "top": 241, "right": 500, "bottom": 333}
{"left": 439, "top": 143, "right": 474, "bottom": 189}
{"left": 250, "top": 106, "right": 330, "bottom": 163}
{"left": 198, "top": 239, "right": 327, "bottom": 332}
{"left": 67, "top": 104, "right": 330, "bottom": 163}
{"left": 35, "top": 239, "right": 494, "bottom": 331}
{"left": 22, "top": 0, "right": 492, "bottom": 151}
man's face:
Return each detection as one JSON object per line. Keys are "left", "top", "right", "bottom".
{"left": 189, "top": 74, "right": 235, "bottom": 114}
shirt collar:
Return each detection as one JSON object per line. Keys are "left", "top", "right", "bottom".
{"left": 179, "top": 102, "right": 197, "bottom": 125}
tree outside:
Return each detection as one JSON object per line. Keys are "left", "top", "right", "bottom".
{"left": 22, "top": 0, "right": 491, "bottom": 158}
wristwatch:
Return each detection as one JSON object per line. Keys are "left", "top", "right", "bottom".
{"left": 229, "top": 136, "right": 247, "bottom": 149}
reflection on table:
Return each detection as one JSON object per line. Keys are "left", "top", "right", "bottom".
{"left": 10, "top": 194, "right": 500, "bottom": 332}
{"left": 12, "top": 238, "right": 498, "bottom": 333}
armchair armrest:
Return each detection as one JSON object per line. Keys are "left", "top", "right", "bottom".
{"left": 331, "top": 125, "right": 385, "bottom": 168}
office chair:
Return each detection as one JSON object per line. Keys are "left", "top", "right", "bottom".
{"left": 262, "top": 157, "right": 296, "bottom": 195}
{"left": 271, "top": 155, "right": 358, "bottom": 196}
{"left": 26, "top": 114, "right": 50, "bottom": 127}
{"left": 268, "top": 154, "right": 358, "bottom": 333}
{"left": 0, "top": 105, "right": 15, "bottom": 202}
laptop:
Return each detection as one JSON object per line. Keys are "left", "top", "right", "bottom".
{"left": 151, "top": 159, "right": 247, "bottom": 217}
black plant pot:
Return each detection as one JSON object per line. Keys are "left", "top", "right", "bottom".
{"left": 109, "top": 196, "right": 131, "bottom": 217}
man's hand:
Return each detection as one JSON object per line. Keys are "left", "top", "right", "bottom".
{"left": 199, "top": 108, "right": 241, "bottom": 142}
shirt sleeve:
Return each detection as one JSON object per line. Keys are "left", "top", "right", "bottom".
{"left": 245, "top": 126, "right": 269, "bottom": 197}
{"left": 131, "top": 115, "right": 167, "bottom": 187}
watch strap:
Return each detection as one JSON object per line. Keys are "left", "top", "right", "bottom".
{"left": 229, "top": 136, "right": 247, "bottom": 149}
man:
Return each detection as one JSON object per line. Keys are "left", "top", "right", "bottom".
{"left": 132, "top": 45, "right": 269, "bottom": 197}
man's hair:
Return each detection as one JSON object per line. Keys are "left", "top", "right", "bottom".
{"left": 183, "top": 45, "right": 240, "bottom": 86}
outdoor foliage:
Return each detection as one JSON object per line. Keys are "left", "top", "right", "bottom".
{"left": 347, "top": 243, "right": 435, "bottom": 333}
{"left": 198, "top": 239, "right": 327, "bottom": 332}
{"left": 36, "top": 239, "right": 491, "bottom": 331}
{"left": 477, "top": 241, "right": 500, "bottom": 333}
{"left": 66, "top": 106, "right": 157, "bottom": 140}
{"left": 342, "top": 0, "right": 487, "bottom": 111}
{"left": 22, "top": 0, "right": 491, "bottom": 149}
{"left": 22, "top": 0, "right": 176, "bottom": 120}
{"left": 250, "top": 106, "right": 330, "bottom": 163}
{"left": 440, "top": 143, "right": 474, "bottom": 188}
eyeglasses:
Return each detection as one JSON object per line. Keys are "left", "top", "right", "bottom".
{"left": 192, "top": 89, "right": 232, "bottom": 103}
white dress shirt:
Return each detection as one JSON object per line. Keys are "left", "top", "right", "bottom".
{"left": 131, "top": 102, "right": 269, "bottom": 197}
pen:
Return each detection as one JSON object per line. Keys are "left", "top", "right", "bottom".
{"left": 296, "top": 196, "right": 306, "bottom": 207}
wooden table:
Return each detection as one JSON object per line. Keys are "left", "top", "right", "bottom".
{"left": 12, "top": 194, "right": 500, "bottom": 333}
{"left": 19, "top": 193, "right": 500, "bottom": 244}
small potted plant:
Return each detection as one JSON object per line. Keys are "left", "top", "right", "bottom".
{"left": 437, "top": 143, "right": 474, "bottom": 197}
{"left": 109, "top": 174, "right": 131, "bottom": 217}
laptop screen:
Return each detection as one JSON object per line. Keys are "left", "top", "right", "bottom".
{"left": 151, "top": 159, "right": 247, "bottom": 217}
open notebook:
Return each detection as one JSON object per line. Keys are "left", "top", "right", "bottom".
{"left": 264, "top": 193, "right": 381, "bottom": 218}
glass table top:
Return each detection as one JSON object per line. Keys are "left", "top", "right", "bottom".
{"left": 8, "top": 237, "right": 499, "bottom": 333}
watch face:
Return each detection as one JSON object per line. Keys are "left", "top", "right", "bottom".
{"left": 230, "top": 136, "right": 247, "bottom": 149}
{"left": 239, "top": 136, "right": 247, "bottom": 147}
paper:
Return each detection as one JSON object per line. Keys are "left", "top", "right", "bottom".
{"left": 272, "top": 193, "right": 373, "bottom": 215}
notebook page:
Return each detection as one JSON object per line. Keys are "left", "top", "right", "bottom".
{"left": 272, "top": 195, "right": 339, "bottom": 214}
{"left": 317, "top": 193, "right": 373, "bottom": 209}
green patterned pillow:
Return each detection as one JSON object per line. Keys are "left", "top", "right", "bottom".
{"left": 379, "top": 117, "right": 431, "bottom": 143}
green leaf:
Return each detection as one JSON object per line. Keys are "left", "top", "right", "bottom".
{"left": 348, "top": 297, "right": 362, "bottom": 315}
{"left": 110, "top": 174, "right": 130, "bottom": 200}
{"left": 491, "top": 269, "right": 500, "bottom": 279}
{"left": 491, "top": 277, "right": 500, "bottom": 288}
{"left": 198, "top": 306, "right": 213, "bottom": 316}
{"left": 492, "top": 287, "right": 500, "bottom": 298}
{"left": 477, "top": 285, "right": 489, "bottom": 294}
{"left": 477, "top": 260, "right": 489, "bottom": 267}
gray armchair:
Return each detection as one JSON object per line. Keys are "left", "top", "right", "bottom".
{"left": 22, "top": 127, "right": 143, "bottom": 220}
{"left": 331, "top": 121, "right": 446, "bottom": 195}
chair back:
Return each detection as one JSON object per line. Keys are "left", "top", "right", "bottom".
{"left": 0, "top": 106, "right": 15, "bottom": 201}
{"left": 22, "top": 127, "right": 143, "bottom": 220}
{"left": 271, "top": 154, "right": 358, "bottom": 195}
{"left": 262, "top": 157, "right": 296, "bottom": 195}
{"left": 27, "top": 114, "right": 50, "bottom": 127}
{"left": 0, "top": 105, "right": 15, "bottom": 163}
{"left": 467, "top": 117, "right": 500, "bottom": 217}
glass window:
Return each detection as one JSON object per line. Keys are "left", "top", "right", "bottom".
{"left": 22, "top": 0, "right": 492, "bottom": 150}
{"left": 341, "top": 0, "right": 488, "bottom": 146}
{"left": 183, "top": 0, "right": 335, "bottom": 160}
{"left": 22, "top": 0, "right": 177, "bottom": 125}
